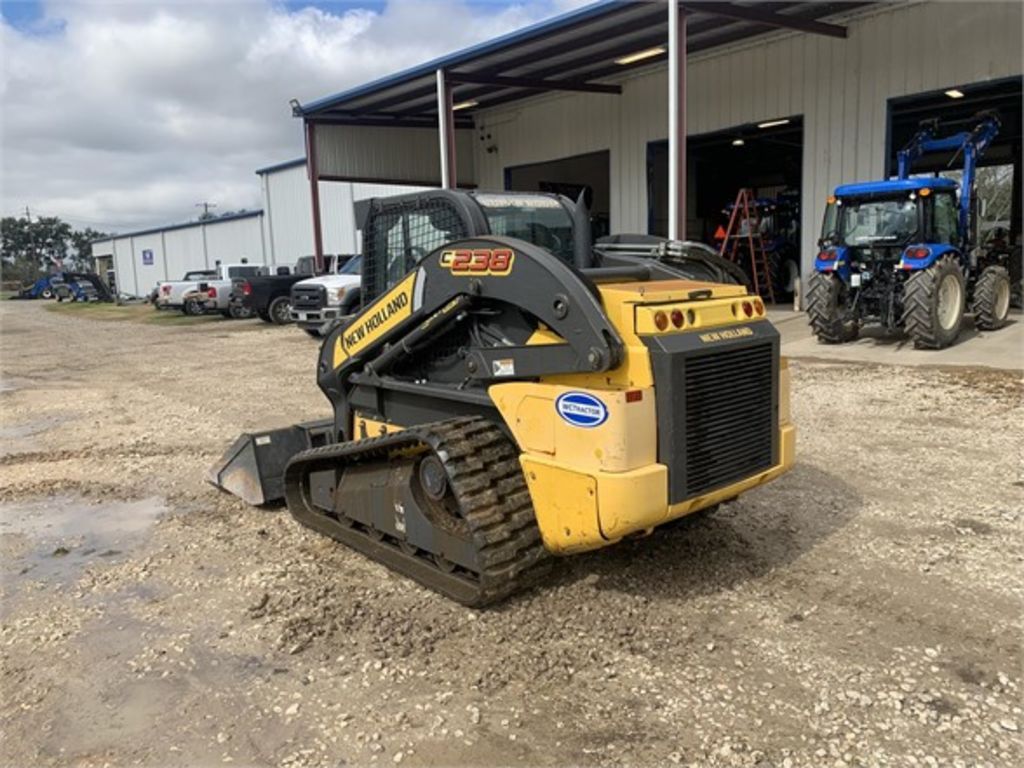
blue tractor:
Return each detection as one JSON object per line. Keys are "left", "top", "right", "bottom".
{"left": 807, "top": 113, "right": 1013, "bottom": 349}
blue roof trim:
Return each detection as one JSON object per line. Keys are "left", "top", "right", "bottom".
{"left": 89, "top": 209, "right": 264, "bottom": 243}
{"left": 255, "top": 157, "right": 306, "bottom": 175}
{"left": 835, "top": 177, "right": 958, "bottom": 196}
{"left": 298, "top": 0, "right": 624, "bottom": 115}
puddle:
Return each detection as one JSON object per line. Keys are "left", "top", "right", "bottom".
{"left": 0, "top": 415, "right": 67, "bottom": 457}
{"left": 0, "top": 495, "right": 167, "bottom": 584}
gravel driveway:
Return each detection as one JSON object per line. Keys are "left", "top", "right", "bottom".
{"left": 1, "top": 300, "right": 1021, "bottom": 767}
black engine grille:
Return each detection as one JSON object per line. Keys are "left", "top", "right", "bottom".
{"left": 291, "top": 285, "right": 325, "bottom": 310}
{"left": 683, "top": 344, "right": 774, "bottom": 497}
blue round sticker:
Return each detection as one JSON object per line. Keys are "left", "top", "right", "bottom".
{"left": 555, "top": 391, "right": 609, "bottom": 428}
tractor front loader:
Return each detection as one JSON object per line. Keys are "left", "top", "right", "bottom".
{"left": 209, "top": 190, "right": 795, "bottom": 605}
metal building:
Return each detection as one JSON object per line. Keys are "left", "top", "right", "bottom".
{"left": 292, "top": 0, "right": 1023, "bottom": 297}
{"left": 91, "top": 211, "right": 266, "bottom": 298}
{"left": 93, "top": 162, "right": 426, "bottom": 296}
{"left": 256, "top": 159, "right": 427, "bottom": 266}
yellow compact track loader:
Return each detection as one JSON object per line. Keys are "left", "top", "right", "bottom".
{"left": 209, "top": 190, "right": 795, "bottom": 605}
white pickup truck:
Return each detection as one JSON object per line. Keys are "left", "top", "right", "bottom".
{"left": 289, "top": 255, "right": 362, "bottom": 336}
{"left": 154, "top": 262, "right": 269, "bottom": 316}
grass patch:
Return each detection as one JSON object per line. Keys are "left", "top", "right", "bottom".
{"left": 44, "top": 301, "right": 227, "bottom": 325}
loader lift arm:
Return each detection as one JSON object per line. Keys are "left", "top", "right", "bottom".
{"left": 896, "top": 112, "right": 1001, "bottom": 239}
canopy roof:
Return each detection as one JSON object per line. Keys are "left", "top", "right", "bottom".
{"left": 297, "top": 1, "right": 869, "bottom": 129}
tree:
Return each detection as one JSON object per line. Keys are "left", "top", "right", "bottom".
{"left": 0, "top": 215, "right": 109, "bottom": 283}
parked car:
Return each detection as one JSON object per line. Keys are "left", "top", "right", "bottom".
{"left": 233, "top": 255, "right": 335, "bottom": 325}
{"left": 289, "top": 255, "right": 362, "bottom": 336}
{"left": 154, "top": 263, "right": 265, "bottom": 315}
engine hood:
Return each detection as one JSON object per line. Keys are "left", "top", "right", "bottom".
{"left": 293, "top": 274, "right": 361, "bottom": 290}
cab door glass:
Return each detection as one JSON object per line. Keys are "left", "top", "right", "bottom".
{"left": 932, "top": 193, "right": 958, "bottom": 244}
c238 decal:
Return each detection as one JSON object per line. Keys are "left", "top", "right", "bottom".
{"left": 439, "top": 248, "right": 515, "bottom": 276}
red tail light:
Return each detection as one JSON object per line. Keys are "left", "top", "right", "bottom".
{"left": 742, "top": 301, "right": 754, "bottom": 318}
{"left": 670, "top": 309, "right": 684, "bottom": 328}
{"left": 625, "top": 390, "right": 643, "bottom": 403}
{"left": 207, "top": 287, "right": 217, "bottom": 298}
{"left": 242, "top": 281, "right": 252, "bottom": 296}
{"left": 906, "top": 247, "right": 931, "bottom": 260}
{"left": 817, "top": 250, "right": 834, "bottom": 260}
{"left": 161, "top": 285, "right": 171, "bottom": 294}
{"left": 654, "top": 310, "right": 668, "bottom": 331}
{"left": 753, "top": 299, "right": 765, "bottom": 316}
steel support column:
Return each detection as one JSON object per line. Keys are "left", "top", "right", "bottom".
{"left": 305, "top": 121, "right": 325, "bottom": 272}
{"left": 436, "top": 69, "right": 457, "bottom": 188}
{"left": 668, "top": 1, "right": 687, "bottom": 240}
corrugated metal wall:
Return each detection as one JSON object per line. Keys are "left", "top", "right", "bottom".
{"left": 260, "top": 163, "right": 430, "bottom": 265}
{"left": 471, "top": 0, "right": 1022, "bottom": 279}
{"left": 96, "top": 214, "right": 265, "bottom": 296}
{"left": 314, "top": 124, "right": 475, "bottom": 186}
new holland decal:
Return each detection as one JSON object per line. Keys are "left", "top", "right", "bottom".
{"left": 699, "top": 326, "right": 755, "bottom": 343}
{"left": 555, "top": 391, "right": 609, "bottom": 428}
{"left": 344, "top": 292, "right": 409, "bottom": 349}
{"left": 439, "top": 248, "right": 514, "bottom": 276}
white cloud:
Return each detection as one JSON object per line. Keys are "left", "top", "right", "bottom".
{"left": 0, "top": 0, "right": 586, "bottom": 233}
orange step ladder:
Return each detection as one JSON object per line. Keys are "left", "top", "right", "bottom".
{"left": 718, "top": 188, "right": 776, "bottom": 303}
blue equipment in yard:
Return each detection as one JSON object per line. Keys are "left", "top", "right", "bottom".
{"left": 16, "top": 272, "right": 113, "bottom": 302}
{"left": 808, "top": 112, "right": 1014, "bottom": 349}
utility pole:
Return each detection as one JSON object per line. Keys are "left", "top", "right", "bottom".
{"left": 195, "top": 201, "right": 217, "bottom": 219}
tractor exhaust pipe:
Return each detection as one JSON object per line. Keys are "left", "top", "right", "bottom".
{"left": 572, "top": 190, "right": 593, "bottom": 271}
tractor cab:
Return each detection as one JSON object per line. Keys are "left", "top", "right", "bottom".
{"left": 816, "top": 177, "right": 961, "bottom": 276}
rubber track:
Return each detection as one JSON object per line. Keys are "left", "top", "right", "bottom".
{"left": 806, "top": 271, "right": 856, "bottom": 344}
{"left": 284, "top": 417, "right": 550, "bottom": 607}
{"left": 970, "top": 265, "right": 1010, "bottom": 330}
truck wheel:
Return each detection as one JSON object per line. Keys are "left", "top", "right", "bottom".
{"left": 40, "top": 288, "right": 54, "bottom": 300}
{"left": 902, "top": 255, "right": 965, "bottom": 349}
{"left": 971, "top": 265, "right": 1011, "bottom": 331}
{"left": 806, "top": 271, "right": 858, "bottom": 343}
{"left": 229, "top": 304, "right": 253, "bottom": 320}
{"left": 268, "top": 296, "right": 293, "bottom": 325}
{"left": 183, "top": 298, "right": 205, "bottom": 316}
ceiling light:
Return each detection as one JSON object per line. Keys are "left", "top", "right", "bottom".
{"left": 945, "top": 89, "right": 965, "bottom": 99}
{"left": 614, "top": 46, "right": 666, "bottom": 65}
{"left": 731, "top": 138, "right": 745, "bottom": 147}
{"left": 452, "top": 100, "right": 478, "bottom": 111}
{"left": 757, "top": 118, "right": 790, "bottom": 129}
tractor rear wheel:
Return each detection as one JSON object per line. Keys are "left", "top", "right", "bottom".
{"left": 806, "top": 271, "right": 858, "bottom": 343}
{"left": 902, "top": 255, "right": 965, "bottom": 349}
{"left": 971, "top": 265, "right": 1011, "bottom": 331}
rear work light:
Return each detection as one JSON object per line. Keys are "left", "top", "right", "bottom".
{"left": 670, "top": 309, "right": 684, "bottom": 328}
{"left": 207, "top": 287, "right": 217, "bottom": 298}
{"left": 654, "top": 310, "right": 669, "bottom": 331}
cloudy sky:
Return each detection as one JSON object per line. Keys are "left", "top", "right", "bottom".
{"left": 0, "top": 0, "right": 587, "bottom": 234}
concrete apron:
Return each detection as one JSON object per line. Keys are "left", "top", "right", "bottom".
{"left": 769, "top": 308, "right": 1024, "bottom": 372}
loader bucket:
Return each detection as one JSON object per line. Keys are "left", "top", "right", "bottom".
{"left": 206, "top": 419, "right": 335, "bottom": 506}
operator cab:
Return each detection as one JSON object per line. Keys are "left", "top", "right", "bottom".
{"left": 819, "top": 177, "right": 961, "bottom": 260}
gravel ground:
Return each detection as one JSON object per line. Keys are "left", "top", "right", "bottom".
{"left": 1, "top": 300, "right": 1021, "bottom": 768}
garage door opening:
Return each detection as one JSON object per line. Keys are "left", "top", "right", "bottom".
{"left": 888, "top": 76, "right": 1022, "bottom": 248}
{"left": 648, "top": 115, "right": 803, "bottom": 301}
{"left": 504, "top": 150, "right": 611, "bottom": 239}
